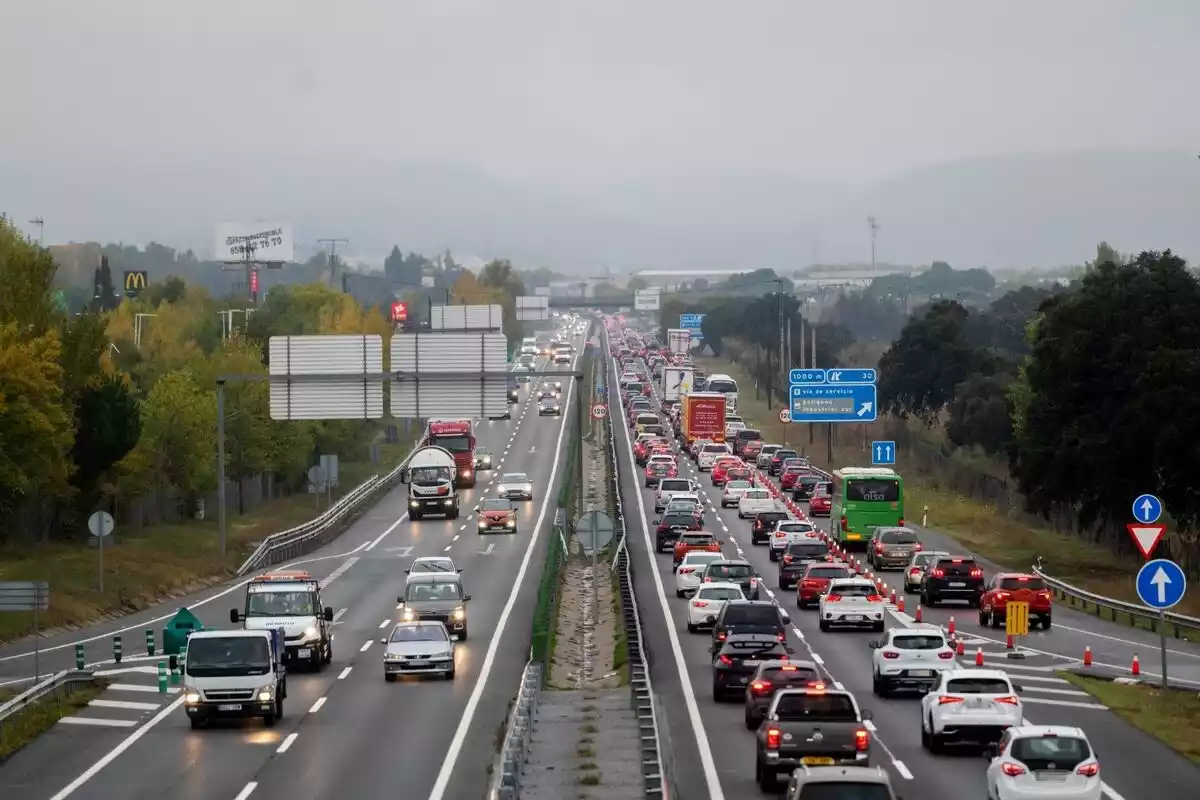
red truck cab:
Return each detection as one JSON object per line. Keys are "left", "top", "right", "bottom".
{"left": 425, "top": 419, "right": 477, "bottom": 488}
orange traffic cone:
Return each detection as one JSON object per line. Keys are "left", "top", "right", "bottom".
{"left": 889, "top": 588, "right": 897, "bottom": 605}
{"left": 1083, "top": 646, "right": 1092, "bottom": 667}
{"left": 956, "top": 637, "right": 966, "bottom": 656}
{"left": 1131, "top": 654, "right": 1140, "bottom": 676}
{"left": 1006, "top": 634, "right": 1015, "bottom": 650}
{"left": 948, "top": 616, "right": 956, "bottom": 637}
{"left": 975, "top": 646, "right": 984, "bottom": 666}
{"left": 897, "top": 594, "right": 906, "bottom": 613}
{"left": 914, "top": 604, "right": 923, "bottom": 623}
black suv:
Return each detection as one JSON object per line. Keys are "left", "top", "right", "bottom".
{"left": 777, "top": 540, "right": 832, "bottom": 589}
{"left": 700, "top": 559, "right": 760, "bottom": 600}
{"left": 710, "top": 600, "right": 791, "bottom": 656}
{"left": 712, "top": 634, "right": 793, "bottom": 702}
{"left": 751, "top": 511, "right": 790, "bottom": 545}
{"left": 790, "top": 473, "right": 822, "bottom": 501}
{"left": 743, "top": 659, "right": 822, "bottom": 728}
{"left": 921, "top": 556, "right": 985, "bottom": 607}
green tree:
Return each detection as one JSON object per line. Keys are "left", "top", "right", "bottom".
{"left": 70, "top": 373, "right": 142, "bottom": 512}
{"left": 121, "top": 368, "right": 217, "bottom": 501}
{"left": 947, "top": 373, "right": 1014, "bottom": 454}
{"left": 0, "top": 219, "right": 61, "bottom": 334}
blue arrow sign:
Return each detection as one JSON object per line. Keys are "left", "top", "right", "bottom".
{"left": 1136, "top": 559, "right": 1186, "bottom": 610}
{"left": 1133, "top": 494, "right": 1163, "bottom": 524}
{"left": 871, "top": 441, "right": 896, "bottom": 466}
{"left": 790, "top": 385, "right": 877, "bottom": 423}
{"left": 789, "top": 369, "right": 826, "bottom": 385}
{"left": 679, "top": 314, "right": 705, "bottom": 340}
{"left": 825, "top": 368, "right": 877, "bottom": 385}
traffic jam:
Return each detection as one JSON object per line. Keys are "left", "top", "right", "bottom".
{"left": 604, "top": 316, "right": 1111, "bottom": 800}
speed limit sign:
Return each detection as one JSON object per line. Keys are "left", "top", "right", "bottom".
{"left": 779, "top": 409, "right": 791, "bottom": 423}
{"left": 591, "top": 404, "right": 608, "bottom": 419}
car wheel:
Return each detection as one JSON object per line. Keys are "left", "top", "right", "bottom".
{"left": 385, "top": 673, "right": 397, "bottom": 682}
{"left": 920, "top": 718, "right": 930, "bottom": 749}
{"left": 189, "top": 716, "right": 206, "bottom": 729}
{"left": 676, "top": 589, "right": 685, "bottom": 598}
{"left": 969, "top": 595, "right": 981, "bottom": 609}
{"left": 744, "top": 708, "right": 758, "bottom": 730}
{"left": 768, "top": 551, "right": 778, "bottom": 562}
{"left": 989, "top": 611, "right": 1001, "bottom": 629}
{"left": 978, "top": 610, "right": 988, "bottom": 626}
{"left": 1041, "top": 615, "right": 1052, "bottom": 630}
{"left": 872, "top": 621, "right": 885, "bottom": 632}
{"left": 446, "top": 665, "right": 456, "bottom": 680}
{"left": 756, "top": 759, "right": 778, "bottom": 791}
{"left": 872, "top": 672, "right": 887, "bottom": 696}
{"left": 687, "top": 622, "right": 697, "bottom": 633}
{"left": 819, "top": 620, "right": 830, "bottom": 632}
{"left": 263, "top": 707, "right": 277, "bottom": 727}
{"left": 712, "top": 683, "right": 723, "bottom": 702}
{"left": 458, "top": 629, "right": 468, "bottom": 642}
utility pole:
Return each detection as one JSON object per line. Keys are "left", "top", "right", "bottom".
{"left": 29, "top": 217, "right": 44, "bottom": 245}
{"left": 868, "top": 216, "right": 881, "bottom": 271}
{"left": 318, "top": 238, "right": 349, "bottom": 290}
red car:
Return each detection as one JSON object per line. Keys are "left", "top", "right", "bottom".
{"left": 709, "top": 458, "right": 744, "bottom": 486}
{"left": 796, "top": 562, "right": 854, "bottom": 608}
{"left": 724, "top": 466, "right": 753, "bottom": 485}
{"left": 779, "top": 466, "right": 809, "bottom": 491}
{"left": 979, "top": 573, "right": 1054, "bottom": 630}
{"left": 742, "top": 440, "right": 764, "bottom": 460}
{"left": 672, "top": 532, "right": 723, "bottom": 566}
{"left": 808, "top": 491, "right": 832, "bottom": 516}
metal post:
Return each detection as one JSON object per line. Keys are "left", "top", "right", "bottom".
{"left": 590, "top": 510, "right": 599, "bottom": 629}
{"left": 810, "top": 323, "right": 817, "bottom": 446}
{"left": 98, "top": 516, "right": 105, "bottom": 594}
{"left": 157, "top": 661, "right": 167, "bottom": 694}
{"left": 145, "top": 629, "right": 155, "bottom": 656}
{"left": 827, "top": 423, "right": 833, "bottom": 465}
{"left": 217, "top": 381, "right": 227, "bottom": 557}
{"left": 33, "top": 605, "right": 40, "bottom": 682}
{"left": 574, "top": 376, "right": 583, "bottom": 517}
{"left": 75, "top": 643, "right": 85, "bottom": 670}
{"left": 1160, "top": 609, "right": 1168, "bottom": 688}
{"left": 113, "top": 635, "right": 122, "bottom": 664}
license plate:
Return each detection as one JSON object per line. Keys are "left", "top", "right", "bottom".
{"left": 845, "top": 614, "right": 863, "bottom": 621}
{"left": 742, "top": 660, "right": 761, "bottom": 666}
{"left": 890, "top": 551, "right": 905, "bottom": 557}
{"left": 908, "top": 669, "right": 933, "bottom": 677}
{"left": 1034, "top": 771, "right": 1068, "bottom": 782}
{"left": 967, "top": 697, "right": 987, "bottom": 708}
{"left": 949, "top": 582, "right": 966, "bottom": 588}
{"left": 408, "top": 660, "right": 430, "bottom": 667}
{"left": 801, "top": 757, "right": 834, "bottom": 766}
{"left": 217, "top": 704, "right": 242, "bottom": 712}
{"left": 735, "top": 676, "right": 749, "bottom": 684}
{"left": 297, "top": 648, "right": 312, "bottom": 658}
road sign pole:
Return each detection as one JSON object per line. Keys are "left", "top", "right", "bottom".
{"left": 217, "top": 381, "right": 227, "bottom": 557}
{"left": 1160, "top": 608, "right": 1168, "bottom": 688}
{"left": 98, "top": 516, "right": 104, "bottom": 595}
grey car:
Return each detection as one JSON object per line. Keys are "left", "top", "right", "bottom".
{"left": 904, "top": 550, "right": 950, "bottom": 593}
{"left": 538, "top": 396, "right": 561, "bottom": 416}
{"left": 397, "top": 574, "right": 472, "bottom": 640}
{"left": 382, "top": 621, "right": 456, "bottom": 681}
{"left": 867, "top": 526, "right": 922, "bottom": 570}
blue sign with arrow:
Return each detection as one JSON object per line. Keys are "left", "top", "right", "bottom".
{"left": 790, "top": 385, "right": 877, "bottom": 423}
{"left": 679, "top": 314, "right": 705, "bottom": 341}
{"left": 1133, "top": 494, "right": 1163, "bottom": 524}
{"left": 871, "top": 441, "right": 896, "bottom": 466}
{"left": 1136, "top": 559, "right": 1186, "bottom": 610}
{"left": 826, "top": 368, "right": 877, "bottom": 385}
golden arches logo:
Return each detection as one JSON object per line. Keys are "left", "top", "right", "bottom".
{"left": 124, "top": 271, "right": 147, "bottom": 292}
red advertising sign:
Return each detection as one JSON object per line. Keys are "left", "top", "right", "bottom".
{"left": 250, "top": 268, "right": 259, "bottom": 295}
{"left": 391, "top": 301, "right": 408, "bottom": 322}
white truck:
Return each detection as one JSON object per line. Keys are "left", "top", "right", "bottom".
{"left": 229, "top": 570, "right": 335, "bottom": 669}
{"left": 402, "top": 446, "right": 460, "bottom": 519}
{"left": 182, "top": 628, "right": 288, "bottom": 729}
{"left": 667, "top": 328, "right": 691, "bottom": 355}
{"left": 662, "top": 366, "right": 694, "bottom": 405}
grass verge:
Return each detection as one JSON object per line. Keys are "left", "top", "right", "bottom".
{"left": 0, "top": 679, "right": 107, "bottom": 760}
{"left": 697, "top": 353, "right": 1200, "bottom": 623}
{"left": 1059, "top": 673, "right": 1200, "bottom": 765}
{"left": 0, "top": 443, "right": 413, "bottom": 644}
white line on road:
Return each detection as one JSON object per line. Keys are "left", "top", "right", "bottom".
{"left": 811, "top": 652, "right": 825, "bottom": 665}
{"left": 106, "top": 683, "right": 179, "bottom": 694}
{"left": 338, "top": 666, "right": 352, "bottom": 680}
{"left": 378, "top": 619, "right": 391, "bottom": 629}
{"left": 58, "top": 717, "right": 138, "bottom": 728}
{"left": 233, "top": 782, "right": 258, "bottom": 800}
{"left": 892, "top": 760, "right": 914, "bottom": 780}
{"left": 366, "top": 514, "right": 410, "bottom": 551}
{"left": 333, "top": 607, "right": 348, "bottom": 623}
{"left": 87, "top": 699, "right": 161, "bottom": 711}
{"left": 443, "top": 545, "right": 453, "bottom": 552}
{"left": 309, "top": 697, "right": 327, "bottom": 713}
{"left": 452, "top": 534, "right": 460, "bottom": 542}
{"left": 276, "top": 732, "right": 298, "bottom": 753}
{"left": 359, "top": 640, "right": 373, "bottom": 652}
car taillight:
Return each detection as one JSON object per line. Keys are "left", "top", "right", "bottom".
{"left": 938, "top": 695, "right": 964, "bottom": 705}
{"left": 750, "top": 577, "right": 758, "bottom": 585}
{"left": 866, "top": 594, "right": 882, "bottom": 603}
{"left": 930, "top": 568, "right": 945, "bottom": 578}
{"left": 704, "top": 577, "right": 712, "bottom": 583}
{"left": 1037, "top": 590, "right": 1051, "bottom": 600}
{"left": 750, "top": 680, "right": 772, "bottom": 694}
{"left": 801, "top": 579, "right": 819, "bottom": 588}
{"left": 783, "top": 555, "right": 793, "bottom": 563}
{"left": 678, "top": 567, "right": 694, "bottom": 575}
{"left": 765, "top": 726, "right": 781, "bottom": 749}
{"left": 937, "top": 650, "right": 954, "bottom": 660}
{"left": 717, "top": 632, "right": 726, "bottom": 641}
{"left": 993, "top": 591, "right": 1010, "bottom": 601}
{"left": 825, "top": 594, "right": 842, "bottom": 602}
{"left": 1076, "top": 763, "right": 1100, "bottom": 777}
{"left": 874, "top": 543, "right": 884, "bottom": 553}
{"left": 854, "top": 729, "right": 869, "bottom": 751}
{"left": 840, "top": 516, "right": 848, "bottom": 531}
{"left": 1001, "top": 763, "right": 1026, "bottom": 777}
{"left": 898, "top": 518, "right": 905, "bottom": 526}
{"left": 692, "top": 600, "right": 710, "bottom": 609}
{"left": 881, "top": 651, "right": 900, "bottom": 660}
{"left": 910, "top": 567, "right": 922, "bottom": 575}
{"left": 994, "top": 695, "right": 1020, "bottom": 705}
{"left": 969, "top": 568, "right": 983, "bottom": 578}
{"left": 718, "top": 654, "right": 733, "bottom": 666}
{"left": 914, "top": 541, "right": 921, "bottom": 551}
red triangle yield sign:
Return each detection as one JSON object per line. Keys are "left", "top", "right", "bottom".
{"left": 1126, "top": 523, "right": 1167, "bottom": 559}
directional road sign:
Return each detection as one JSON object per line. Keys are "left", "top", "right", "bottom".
{"left": 1136, "top": 559, "right": 1186, "bottom": 610}
{"left": 825, "top": 368, "right": 877, "bottom": 385}
{"left": 679, "top": 313, "right": 705, "bottom": 340}
{"left": 1126, "top": 523, "right": 1167, "bottom": 560}
{"left": 778, "top": 409, "right": 791, "bottom": 423}
{"left": 788, "top": 369, "right": 826, "bottom": 385}
{"left": 790, "top": 385, "right": 877, "bottom": 423}
{"left": 87, "top": 511, "right": 114, "bottom": 538}
{"left": 871, "top": 441, "right": 896, "bottom": 465}
{"left": 591, "top": 404, "right": 608, "bottom": 419}
{"left": 1133, "top": 494, "right": 1163, "bottom": 524}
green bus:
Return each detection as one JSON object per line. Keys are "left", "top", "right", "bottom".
{"left": 831, "top": 467, "right": 905, "bottom": 549}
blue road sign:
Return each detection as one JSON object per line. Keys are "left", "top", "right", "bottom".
{"left": 871, "top": 441, "right": 896, "bottom": 465}
{"left": 1133, "top": 494, "right": 1163, "bottom": 524}
{"left": 790, "top": 385, "right": 877, "bottom": 423}
{"left": 1136, "top": 559, "right": 1186, "bottom": 610}
{"left": 679, "top": 314, "right": 705, "bottom": 340}
{"left": 825, "top": 368, "right": 877, "bottom": 385}
{"left": 596, "top": 384, "right": 607, "bottom": 398}
{"left": 789, "top": 369, "right": 826, "bottom": 385}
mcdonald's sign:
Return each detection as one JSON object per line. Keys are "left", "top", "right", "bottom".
{"left": 124, "top": 270, "right": 148, "bottom": 297}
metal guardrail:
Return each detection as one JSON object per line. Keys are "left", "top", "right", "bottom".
{"left": 488, "top": 661, "right": 543, "bottom": 800}
{"left": 1033, "top": 562, "right": 1200, "bottom": 637}
{"left": 0, "top": 669, "right": 97, "bottom": 737}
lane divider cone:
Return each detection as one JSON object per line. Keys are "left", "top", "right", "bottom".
{"left": 1083, "top": 646, "right": 1092, "bottom": 667}
{"left": 897, "top": 594, "right": 906, "bottom": 613}
{"left": 956, "top": 637, "right": 966, "bottom": 656}
{"left": 914, "top": 604, "right": 923, "bottom": 623}
{"left": 1006, "top": 634, "right": 1015, "bottom": 650}
{"left": 975, "top": 646, "right": 984, "bottom": 666}
{"left": 889, "top": 588, "right": 897, "bottom": 605}
{"left": 948, "top": 616, "right": 956, "bottom": 637}
{"left": 1131, "top": 654, "right": 1140, "bottom": 676}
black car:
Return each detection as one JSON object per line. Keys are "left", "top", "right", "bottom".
{"left": 768, "top": 449, "right": 799, "bottom": 476}
{"left": 654, "top": 512, "right": 701, "bottom": 552}
{"left": 790, "top": 474, "right": 822, "bottom": 501}
{"left": 710, "top": 600, "right": 791, "bottom": 656}
{"left": 506, "top": 376, "right": 520, "bottom": 403}
{"left": 921, "top": 556, "right": 985, "bottom": 607}
{"left": 700, "top": 559, "right": 761, "bottom": 600}
{"left": 751, "top": 511, "right": 791, "bottom": 545}
{"left": 712, "top": 633, "right": 793, "bottom": 702}
{"left": 743, "top": 659, "right": 822, "bottom": 729}
{"left": 777, "top": 540, "right": 833, "bottom": 589}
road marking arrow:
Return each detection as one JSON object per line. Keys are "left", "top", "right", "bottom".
{"left": 1125, "top": 523, "right": 1166, "bottom": 559}
{"left": 1150, "top": 566, "right": 1172, "bottom": 604}
{"left": 857, "top": 402, "right": 873, "bottom": 417}
{"left": 480, "top": 543, "right": 496, "bottom": 556}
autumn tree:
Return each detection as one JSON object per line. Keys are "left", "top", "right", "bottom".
{"left": 120, "top": 368, "right": 217, "bottom": 504}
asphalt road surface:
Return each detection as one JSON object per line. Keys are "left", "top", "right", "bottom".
{"left": 0, "top": 335, "right": 586, "bottom": 800}
{"left": 604, "top": 326, "right": 1200, "bottom": 800}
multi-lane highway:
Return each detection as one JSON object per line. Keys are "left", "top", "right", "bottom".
{"left": 0, "top": 329, "right": 588, "bottom": 800}
{"left": 605, "top": 324, "right": 1200, "bottom": 799}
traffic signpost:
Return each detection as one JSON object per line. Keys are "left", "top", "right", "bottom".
{"left": 1132, "top": 494, "right": 1163, "bottom": 524}
{"left": 0, "top": 581, "right": 50, "bottom": 679}
{"left": 778, "top": 409, "right": 791, "bottom": 424}
{"left": 1126, "top": 523, "right": 1166, "bottom": 560}
{"left": 1005, "top": 600, "right": 1030, "bottom": 659}
{"left": 591, "top": 404, "right": 608, "bottom": 420}
{"left": 788, "top": 368, "right": 878, "bottom": 423}
{"left": 1136, "top": 558, "right": 1186, "bottom": 688}
{"left": 679, "top": 313, "right": 705, "bottom": 340}
{"left": 871, "top": 441, "right": 896, "bottom": 466}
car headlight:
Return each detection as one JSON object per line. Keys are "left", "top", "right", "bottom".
{"left": 258, "top": 684, "right": 274, "bottom": 702}
{"left": 185, "top": 691, "right": 201, "bottom": 704}
{"left": 461, "top": 469, "right": 472, "bottom": 477}
{"left": 402, "top": 608, "right": 416, "bottom": 621}
{"left": 304, "top": 626, "right": 319, "bottom": 640}
{"left": 385, "top": 652, "right": 403, "bottom": 661}
{"left": 452, "top": 607, "right": 466, "bottom": 620}
{"left": 506, "top": 519, "right": 515, "bottom": 527}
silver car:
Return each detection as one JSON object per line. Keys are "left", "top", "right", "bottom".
{"left": 721, "top": 479, "right": 754, "bottom": 508}
{"left": 904, "top": 550, "right": 950, "bottom": 593}
{"left": 496, "top": 472, "right": 534, "bottom": 500}
{"left": 382, "top": 621, "right": 456, "bottom": 681}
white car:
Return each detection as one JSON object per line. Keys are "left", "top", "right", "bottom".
{"left": 697, "top": 443, "right": 730, "bottom": 470}
{"left": 817, "top": 578, "right": 885, "bottom": 632}
{"left": 720, "top": 480, "right": 754, "bottom": 508}
{"left": 737, "top": 488, "right": 775, "bottom": 519}
{"left": 985, "top": 726, "right": 1101, "bottom": 800}
{"left": 767, "top": 519, "right": 819, "bottom": 561}
{"left": 674, "top": 552, "right": 728, "bottom": 597}
{"left": 689, "top": 438, "right": 712, "bottom": 459}
{"left": 869, "top": 625, "right": 955, "bottom": 696}
{"left": 921, "top": 669, "right": 1024, "bottom": 752}
{"left": 724, "top": 418, "right": 746, "bottom": 437}
{"left": 755, "top": 444, "right": 782, "bottom": 469}
{"left": 496, "top": 473, "right": 534, "bottom": 500}
{"left": 655, "top": 478, "right": 694, "bottom": 512}
{"left": 405, "top": 557, "right": 459, "bottom": 582}
{"left": 686, "top": 582, "right": 745, "bottom": 632}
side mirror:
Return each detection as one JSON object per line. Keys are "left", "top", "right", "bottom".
{"left": 786, "top": 646, "right": 796, "bottom": 654}
{"left": 379, "top": 638, "right": 387, "bottom": 645}
{"left": 396, "top": 598, "right": 405, "bottom": 606}
{"left": 717, "top": 540, "right": 724, "bottom": 546}
{"left": 463, "top": 594, "right": 472, "bottom": 602}
{"left": 861, "top": 709, "right": 874, "bottom": 721}
{"left": 324, "top": 606, "right": 335, "bottom": 622}
{"left": 1014, "top": 685, "right": 1024, "bottom": 693}
{"left": 868, "top": 641, "right": 881, "bottom": 650}
{"left": 229, "top": 609, "right": 240, "bottom": 624}
{"left": 652, "top": 519, "right": 661, "bottom": 526}
{"left": 399, "top": 471, "right": 409, "bottom": 485}
{"left": 474, "top": 505, "right": 480, "bottom": 513}
{"left": 456, "top": 568, "right": 463, "bottom": 573}
{"left": 404, "top": 569, "right": 411, "bottom": 574}
{"left": 779, "top": 611, "right": 791, "bottom": 625}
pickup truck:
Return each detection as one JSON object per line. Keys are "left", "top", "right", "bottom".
{"left": 737, "top": 489, "right": 776, "bottom": 519}
{"left": 755, "top": 687, "right": 873, "bottom": 792}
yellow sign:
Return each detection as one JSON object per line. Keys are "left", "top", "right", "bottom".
{"left": 1006, "top": 601, "right": 1030, "bottom": 637}
{"left": 123, "top": 270, "right": 148, "bottom": 296}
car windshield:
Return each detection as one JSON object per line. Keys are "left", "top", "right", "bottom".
{"left": 706, "top": 564, "right": 753, "bottom": 579}
{"left": 743, "top": 490, "right": 769, "bottom": 500}
{"left": 787, "top": 543, "right": 828, "bottom": 557}
{"left": 246, "top": 590, "right": 314, "bottom": 617}
{"left": 410, "top": 559, "right": 455, "bottom": 573}
{"left": 389, "top": 625, "right": 448, "bottom": 643}
{"left": 892, "top": 634, "right": 946, "bottom": 650}
{"left": 913, "top": 553, "right": 942, "bottom": 568}
{"left": 808, "top": 567, "right": 852, "bottom": 579}
{"left": 999, "top": 577, "right": 1047, "bottom": 590}
{"left": 757, "top": 513, "right": 787, "bottom": 523}
{"left": 660, "top": 479, "right": 691, "bottom": 491}
{"left": 722, "top": 606, "right": 779, "bottom": 625}
{"left": 186, "top": 637, "right": 272, "bottom": 676}
{"left": 480, "top": 499, "right": 513, "bottom": 512}
{"left": 779, "top": 523, "right": 815, "bottom": 533}
{"left": 501, "top": 474, "right": 529, "bottom": 483}
{"left": 880, "top": 529, "right": 918, "bottom": 544}
{"left": 796, "top": 785, "right": 892, "bottom": 800}
{"left": 662, "top": 514, "right": 695, "bottom": 527}
{"left": 828, "top": 584, "right": 875, "bottom": 597}
{"left": 760, "top": 446, "right": 780, "bottom": 455}
{"left": 702, "top": 445, "right": 727, "bottom": 453}
{"left": 540, "top": 397, "right": 557, "bottom": 405}
{"left": 476, "top": 447, "right": 492, "bottom": 455}
{"left": 772, "top": 693, "right": 857, "bottom": 722}
{"left": 739, "top": 430, "right": 762, "bottom": 441}
{"left": 680, "top": 534, "right": 715, "bottom": 545}
{"left": 762, "top": 665, "right": 821, "bottom": 685}
{"left": 774, "top": 451, "right": 797, "bottom": 460}
{"left": 684, "top": 552, "right": 724, "bottom": 565}
{"left": 697, "top": 587, "right": 742, "bottom": 601}
{"left": 725, "top": 481, "right": 752, "bottom": 491}
{"left": 433, "top": 435, "right": 471, "bottom": 453}
{"left": 1011, "top": 736, "right": 1090, "bottom": 770}
{"left": 406, "top": 583, "right": 463, "bottom": 602}
{"left": 946, "top": 677, "right": 1011, "bottom": 694}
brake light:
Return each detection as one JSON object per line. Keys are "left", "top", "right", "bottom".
{"left": 750, "top": 577, "right": 758, "bottom": 586}
{"left": 678, "top": 567, "right": 694, "bottom": 575}
{"left": 874, "top": 543, "right": 884, "bottom": 553}
{"left": 993, "top": 591, "right": 1010, "bottom": 601}
{"left": 801, "top": 579, "right": 821, "bottom": 588}
{"left": 910, "top": 567, "right": 921, "bottom": 575}
{"left": 783, "top": 555, "right": 793, "bottom": 563}
{"left": 717, "top": 632, "right": 726, "bottom": 641}
{"left": 969, "top": 568, "right": 984, "bottom": 578}
{"left": 692, "top": 600, "right": 708, "bottom": 608}
{"left": 881, "top": 651, "right": 900, "bottom": 660}
{"left": 930, "top": 568, "right": 945, "bottom": 578}
{"left": 825, "top": 594, "right": 842, "bottom": 602}
{"left": 1001, "top": 763, "right": 1026, "bottom": 777}
{"left": 938, "top": 695, "right": 964, "bottom": 705}
{"left": 718, "top": 654, "right": 733, "bottom": 666}
{"left": 750, "top": 680, "right": 772, "bottom": 694}
{"left": 1017, "top": 576, "right": 1029, "bottom": 581}
{"left": 704, "top": 577, "right": 712, "bottom": 583}
{"left": 914, "top": 541, "right": 921, "bottom": 551}
{"left": 994, "top": 695, "right": 1020, "bottom": 705}
{"left": 840, "top": 516, "right": 848, "bottom": 531}
{"left": 854, "top": 729, "right": 869, "bottom": 751}
{"left": 1076, "top": 763, "right": 1100, "bottom": 777}
{"left": 806, "top": 681, "right": 825, "bottom": 690}
{"left": 765, "top": 726, "right": 781, "bottom": 749}
{"left": 898, "top": 518, "right": 905, "bottom": 526}
{"left": 1037, "top": 590, "right": 1051, "bottom": 601}
{"left": 866, "top": 594, "right": 882, "bottom": 603}
{"left": 937, "top": 650, "right": 954, "bottom": 660}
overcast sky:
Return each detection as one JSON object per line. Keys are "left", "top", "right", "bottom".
{"left": 4, "top": 1, "right": 1199, "bottom": 269}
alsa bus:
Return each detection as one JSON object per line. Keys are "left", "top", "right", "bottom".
{"left": 830, "top": 467, "right": 904, "bottom": 549}
{"left": 425, "top": 419, "right": 477, "bottom": 488}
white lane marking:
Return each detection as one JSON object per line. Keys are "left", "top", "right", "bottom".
{"left": 1049, "top": 621, "right": 1200, "bottom": 660}
{"left": 333, "top": 608, "right": 348, "bottom": 623}
{"left": 58, "top": 717, "right": 138, "bottom": 728}
{"left": 458, "top": 524, "right": 467, "bottom": 531}
{"left": 832, "top": 681, "right": 845, "bottom": 690}
{"left": 863, "top": 719, "right": 877, "bottom": 732}
{"left": 366, "top": 513, "right": 410, "bottom": 551}
{"left": 105, "top": 683, "right": 179, "bottom": 694}
{"left": 429, "top": 345, "right": 582, "bottom": 800}
{"left": 87, "top": 699, "right": 161, "bottom": 711}
{"left": 892, "top": 760, "right": 914, "bottom": 780}
{"left": 359, "top": 640, "right": 373, "bottom": 652}
{"left": 233, "top": 783, "right": 258, "bottom": 800}
{"left": 481, "top": 543, "right": 496, "bottom": 555}
{"left": 48, "top": 696, "right": 186, "bottom": 799}
{"left": 443, "top": 545, "right": 453, "bottom": 552}
{"left": 350, "top": 541, "right": 370, "bottom": 554}
{"left": 378, "top": 619, "right": 391, "bottom": 629}
{"left": 337, "top": 666, "right": 352, "bottom": 680}
{"left": 276, "top": 732, "right": 299, "bottom": 753}
{"left": 452, "top": 535, "right": 460, "bottom": 542}
{"left": 318, "top": 557, "right": 358, "bottom": 589}
{"left": 309, "top": 697, "right": 327, "bottom": 713}
{"left": 811, "top": 652, "right": 824, "bottom": 665}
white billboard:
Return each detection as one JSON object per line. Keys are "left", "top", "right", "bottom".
{"left": 516, "top": 295, "right": 550, "bottom": 321}
{"left": 215, "top": 222, "right": 295, "bottom": 263}
{"left": 634, "top": 289, "right": 661, "bottom": 311}
{"left": 430, "top": 304, "right": 504, "bottom": 331}
{"left": 390, "top": 332, "right": 508, "bottom": 418}
{"left": 268, "top": 335, "right": 384, "bottom": 420}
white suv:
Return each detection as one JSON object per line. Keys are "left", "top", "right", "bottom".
{"left": 655, "top": 478, "right": 694, "bottom": 512}
{"left": 755, "top": 444, "right": 782, "bottom": 469}
{"left": 768, "top": 519, "right": 818, "bottom": 561}
{"left": 986, "top": 725, "right": 1101, "bottom": 800}
{"left": 697, "top": 443, "right": 731, "bottom": 471}
{"left": 921, "top": 669, "right": 1024, "bottom": 753}
{"left": 869, "top": 625, "right": 955, "bottom": 696}
{"left": 817, "top": 578, "right": 885, "bottom": 632}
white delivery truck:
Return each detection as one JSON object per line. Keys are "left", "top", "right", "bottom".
{"left": 662, "top": 366, "right": 694, "bottom": 405}
{"left": 667, "top": 328, "right": 692, "bottom": 355}
{"left": 182, "top": 628, "right": 288, "bottom": 729}
{"left": 704, "top": 372, "right": 740, "bottom": 415}
{"left": 230, "top": 570, "right": 335, "bottom": 669}
{"left": 402, "top": 446, "right": 460, "bottom": 519}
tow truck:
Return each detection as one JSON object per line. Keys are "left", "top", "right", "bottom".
{"left": 230, "top": 570, "right": 335, "bottom": 669}
{"left": 425, "top": 418, "right": 477, "bottom": 488}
